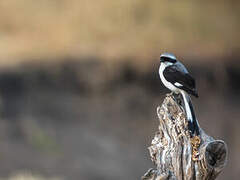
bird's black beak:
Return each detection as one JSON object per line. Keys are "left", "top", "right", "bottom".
{"left": 160, "top": 57, "right": 164, "bottom": 63}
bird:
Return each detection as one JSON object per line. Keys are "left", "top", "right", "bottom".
{"left": 159, "top": 52, "right": 199, "bottom": 136}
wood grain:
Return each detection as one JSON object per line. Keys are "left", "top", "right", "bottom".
{"left": 142, "top": 94, "right": 227, "bottom": 180}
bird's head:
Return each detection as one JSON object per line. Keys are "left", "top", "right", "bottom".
{"left": 160, "top": 53, "right": 177, "bottom": 65}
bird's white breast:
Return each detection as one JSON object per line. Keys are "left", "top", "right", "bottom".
{"left": 159, "top": 63, "right": 179, "bottom": 92}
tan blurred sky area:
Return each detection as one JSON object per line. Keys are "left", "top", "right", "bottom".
{"left": 0, "top": 0, "right": 239, "bottom": 67}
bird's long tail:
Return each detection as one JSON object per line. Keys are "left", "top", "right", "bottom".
{"left": 180, "top": 90, "right": 200, "bottom": 136}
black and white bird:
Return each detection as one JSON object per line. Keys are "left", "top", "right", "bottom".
{"left": 159, "top": 53, "right": 199, "bottom": 135}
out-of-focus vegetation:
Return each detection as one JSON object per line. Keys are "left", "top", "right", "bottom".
{"left": 0, "top": 0, "right": 239, "bottom": 67}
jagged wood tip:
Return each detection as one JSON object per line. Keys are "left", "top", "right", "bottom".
{"left": 142, "top": 94, "right": 227, "bottom": 180}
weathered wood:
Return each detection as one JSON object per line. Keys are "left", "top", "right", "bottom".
{"left": 142, "top": 94, "right": 227, "bottom": 180}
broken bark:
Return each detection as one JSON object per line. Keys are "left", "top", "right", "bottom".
{"left": 142, "top": 94, "right": 227, "bottom": 180}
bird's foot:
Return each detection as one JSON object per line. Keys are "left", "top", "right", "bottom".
{"left": 172, "top": 93, "right": 183, "bottom": 106}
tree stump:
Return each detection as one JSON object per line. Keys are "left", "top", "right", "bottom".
{"left": 142, "top": 94, "right": 228, "bottom": 180}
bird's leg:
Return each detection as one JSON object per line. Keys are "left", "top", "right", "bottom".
{"left": 172, "top": 93, "right": 183, "bottom": 106}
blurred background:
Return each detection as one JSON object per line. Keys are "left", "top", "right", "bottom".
{"left": 0, "top": 0, "right": 239, "bottom": 179}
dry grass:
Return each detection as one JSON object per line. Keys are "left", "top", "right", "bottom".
{"left": 0, "top": 0, "right": 239, "bottom": 67}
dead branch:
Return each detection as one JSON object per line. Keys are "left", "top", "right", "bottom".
{"left": 142, "top": 94, "right": 227, "bottom": 180}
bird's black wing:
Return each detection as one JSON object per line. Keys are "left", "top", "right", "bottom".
{"left": 163, "top": 64, "right": 198, "bottom": 97}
